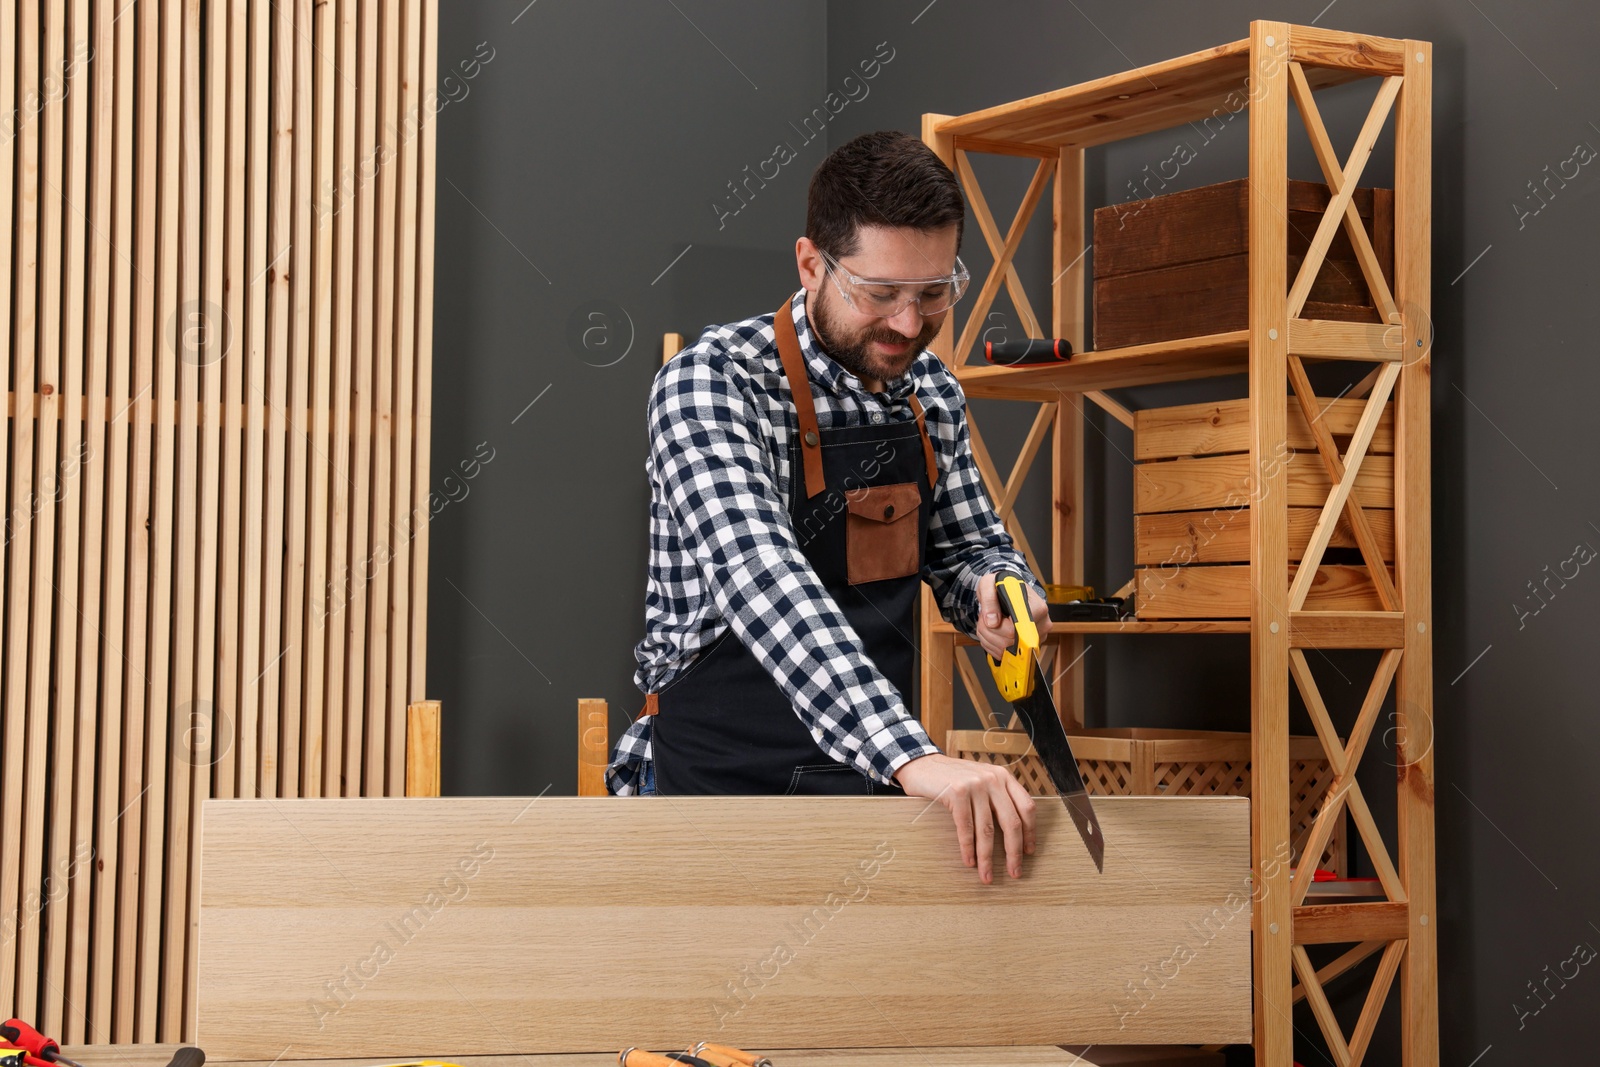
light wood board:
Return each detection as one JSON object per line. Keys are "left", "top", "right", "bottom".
{"left": 197, "top": 797, "right": 1252, "bottom": 1058}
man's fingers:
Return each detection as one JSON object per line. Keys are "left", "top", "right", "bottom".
{"left": 978, "top": 574, "right": 1000, "bottom": 626}
{"left": 1004, "top": 772, "right": 1038, "bottom": 856}
{"left": 945, "top": 785, "right": 976, "bottom": 870}
{"left": 988, "top": 773, "right": 1027, "bottom": 878}
{"left": 972, "top": 787, "right": 995, "bottom": 883}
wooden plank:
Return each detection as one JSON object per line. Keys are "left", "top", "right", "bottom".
{"left": 1245, "top": 22, "right": 1293, "bottom": 1067}
{"left": 260, "top": 0, "right": 297, "bottom": 798}
{"left": 159, "top": 0, "right": 205, "bottom": 1038}
{"left": 1134, "top": 507, "right": 1394, "bottom": 566}
{"left": 1093, "top": 179, "right": 1386, "bottom": 280}
{"left": 954, "top": 330, "right": 1250, "bottom": 400}
{"left": 409, "top": 0, "right": 439, "bottom": 711}
{"left": 1394, "top": 40, "right": 1439, "bottom": 1067}
{"left": 138, "top": 0, "right": 186, "bottom": 1033}
{"left": 1292, "top": 902, "right": 1409, "bottom": 945}
{"left": 72, "top": 0, "right": 119, "bottom": 1036}
{"left": 387, "top": 0, "right": 423, "bottom": 794}
{"left": 195, "top": 797, "right": 1253, "bottom": 1056}
{"left": 26, "top": 0, "right": 68, "bottom": 1028}
{"left": 301, "top": 0, "right": 341, "bottom": 798}
{"left": 324, "top": 0, "right": 358, "bottom": 796}
{"left": 1133, "top": 396, "right": 1394, "bottom": 460}
{"left": 216, "top": 0, "right": 249, "bottom": 801}
{"left": 366, "top": 0, "right": 402, "bottom": 795}
{"left": 48, "top": 0, "right": 94, "bottom": 1038}
{"left": 344, "top": 0, "right": 380, "bottom": 797}
{"left": 918, "top": 586, "right": 953, "bottom": 761}
{"left": 1288, "top": 612, "right": 1405, "bottom": 649}
{"left": 404, "top": 701, "right": 441, "bottom": 797}
{"left": 1052, "top": 146, "right": 1086, "bottom": 730}
{"left": 1289, "top": 25, "right": 1407, "bottom": 76}
{"left": 2, "top": 0, "right": 43, "bottom": 1021}
{"left": 182, "top": 0, "right": 231, "bottom": 1036}
{"left": 1287, "top": 319, "right": 1399, "bottom": 360}
{"left": 575, "top": 699, "right": 609, "bottom": 797}
{"left": 1095, "top": 257, "right": 1379, "bottom": 352}
{"left": 277, "top": 0, "right": 316, "bottom": 795}
{"left": 1133, "top": 452, "right": 1393, "bottom": 513}
{"left": 91, "top": 0, "right": 137, "bottom": 1032}
{"left": 1138, "top": 564, "right": 1388, "bottom": 619}
{"left": 951, "top": 134, "right": 1061, "bottom": 159}
{"left": 931, "top": 40, "right": 1259, "bottom": 145}
{"left": 0, "top": 0, "right": 15, "bottom": 1016}
{"left": 237, "top": 0, "right": 272, "bottom": 802}
{"left": 59, "top": 1048, "right": 1101, "bottom": 1067}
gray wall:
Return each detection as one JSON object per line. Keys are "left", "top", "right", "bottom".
{"left": 431, "top": 1, "right": 1598, "bottom": 1063}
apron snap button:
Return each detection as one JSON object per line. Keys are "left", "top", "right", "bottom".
{"left": 883, "top": 504, "right": 895, "bottom": 519}
{"left": 804, "top": 430, "right": 818, "bottom": 447}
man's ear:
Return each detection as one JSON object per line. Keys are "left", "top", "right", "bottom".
{"left": 795, "top": 236, "right": 826, "bottom": 293}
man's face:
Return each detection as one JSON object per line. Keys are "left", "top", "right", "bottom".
{"left": 807, "top": 224, "right": 957, "bottom": 390}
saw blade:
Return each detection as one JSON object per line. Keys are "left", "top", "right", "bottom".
{"left": 1008, "top": 659, "right": 1105, "bottom": 872}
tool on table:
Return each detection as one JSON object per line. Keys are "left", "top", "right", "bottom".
{"left": 692, "top": 1046, "right": 773, "bottom": 1067}
{"left": 162, "top": 1049, "right": 205, "bottom": 1067}
{"left": 621, "top": 1051, "right": 698, "bottom": 1067}
{"left": 986, "top": 572, "right": 1106, "bottom": 872}
{"left": 1, "top": 1021, "right": 87, "bottom": 1067}
{"left": 983, "top": 338, "right": 1073, "bottom": 366}
{"left": 661, "top": 1054, "right": 715, "bottom": 1067}
{"left": 1051, "top": 595, "right": 1132, "bottom": 622}
{"left": 2, "top": 1052, "right": 26, "bottom": 1067}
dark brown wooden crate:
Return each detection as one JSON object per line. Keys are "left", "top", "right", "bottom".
{"left": 1092, "top": 177, "right": 1393, "bottom": 350}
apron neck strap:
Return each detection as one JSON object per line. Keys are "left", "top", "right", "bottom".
{"left": 773, "top": 291, "right": 941, "bottom": 499}
{"left": 773, "top": 293, "right": 828, "bottom": 500}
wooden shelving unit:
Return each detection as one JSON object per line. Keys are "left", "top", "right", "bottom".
{"left": 919, "top": 21, "right": 1436, "bottom": 1067}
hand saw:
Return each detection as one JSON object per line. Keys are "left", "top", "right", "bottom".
{"left": 986, "top": 572, "right": 1106, "bottom": 872}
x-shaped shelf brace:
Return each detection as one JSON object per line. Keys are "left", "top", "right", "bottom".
{"left": 1289, "top": 646, "right": 1409, "bottom": 1067}
{"left": 948, "top": 148, "right": 1135, "bottom": 592}
{"left": 1283, "top": 63, "right": 1407, "bottom": 615}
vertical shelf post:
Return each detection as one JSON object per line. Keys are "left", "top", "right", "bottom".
{"left": 1394, "top": 38, "right": 1440, "bottom": 1067}
{"left": 1052, "top": 146, "right": 1087, "bottom": 728}
{"left": 1247, "top": 19, "right": 1295, "bottom": 1067}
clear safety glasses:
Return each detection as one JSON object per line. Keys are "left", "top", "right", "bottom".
{"left": 819, "top": 249, "right": 970, "bottom": 318}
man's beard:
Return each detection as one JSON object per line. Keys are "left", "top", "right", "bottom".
{"left": 810, "top": 286, "right": 940, "bottom": 387}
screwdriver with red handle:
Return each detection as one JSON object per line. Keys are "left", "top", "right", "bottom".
{"left": 1, "top": 1020, "right": 88, "bottom": 1067}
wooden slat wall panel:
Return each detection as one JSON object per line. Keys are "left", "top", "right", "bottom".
{"left": 0, "top": 0, "right": 437, "bottom": 1041}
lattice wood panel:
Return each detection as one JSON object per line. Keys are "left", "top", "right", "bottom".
{"left": 0, "top": 0, "right": 438, "bottom": 1043}
{"left": 950, "top": 729, "right": 1347, "bottom": 873}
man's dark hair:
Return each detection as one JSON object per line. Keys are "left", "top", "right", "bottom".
{"left": 805, "top": 130, "right": 965, "bottom": 261}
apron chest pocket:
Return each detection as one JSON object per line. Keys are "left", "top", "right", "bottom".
{"left": 844, "top": 482, "right": 922, "bottom": 585}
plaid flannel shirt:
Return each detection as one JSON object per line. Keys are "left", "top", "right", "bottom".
{"left": 605, "top": 289, "right": 1046, "bottom": 795}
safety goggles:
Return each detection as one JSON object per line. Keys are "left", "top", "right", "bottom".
{"left": 819, "top": 248, "right": 970, "bottom": 318}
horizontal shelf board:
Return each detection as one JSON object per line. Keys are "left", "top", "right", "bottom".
{"left": 954, "top": 330, "right": 1249, "bottom": 398}
{"left": 933, "top": 33, "right": 1379, "bottom": 150}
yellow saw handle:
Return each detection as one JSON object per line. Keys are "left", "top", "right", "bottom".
{"left": 987, "top": 572, "right": 1039, "bottom": 702}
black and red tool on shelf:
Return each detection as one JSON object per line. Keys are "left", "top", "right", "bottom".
{"left": 982, "top": 337, "right": 1073, "bottom": 366}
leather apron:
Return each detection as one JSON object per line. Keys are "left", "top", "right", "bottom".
{"left": 649, "top": 293, "right": 941, "bottom": 796}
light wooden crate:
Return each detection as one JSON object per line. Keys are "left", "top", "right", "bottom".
{"left": 1130, "top": 395, "right": 1396, "bottom": 619}
{"left": 949, "top": 727, "right": 1347, "bottom": 874}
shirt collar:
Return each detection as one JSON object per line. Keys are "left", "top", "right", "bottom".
{"left": 788, "top": 289, "right": 917, "bottom": 400}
